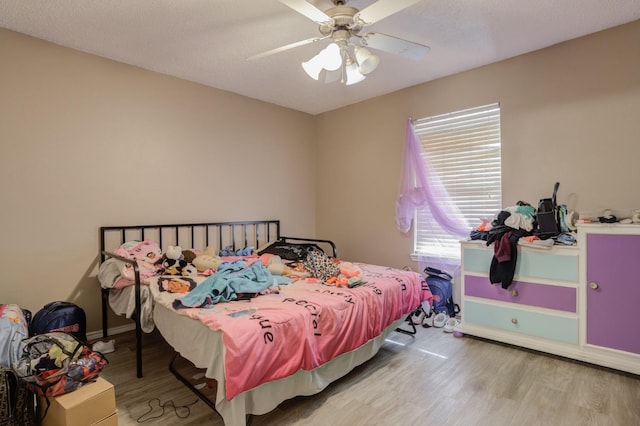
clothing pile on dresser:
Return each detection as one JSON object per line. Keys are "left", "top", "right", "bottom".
{"left": 469, "top": 201, "right": 542, "bottom": 289}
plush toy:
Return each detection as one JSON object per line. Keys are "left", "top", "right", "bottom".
{"left": 192, "top": 247, "right": 223, "bottom": 272}
{"left": 182, "top": 249, "right": 197, "bottom": 264}
{"left": 259, "top": 253, "right": 293, "bottom": 276}
{"left": 165, "top": 246, "right": 183, "bottom": 261}
{"left": 159, "top": 245, "right": 199, "bottom": 276}
{"left": 181, "top": 263, "right": 198, "bottom": 277}
{"left": 160, "top": 257, "right": 189, "bottom": 276}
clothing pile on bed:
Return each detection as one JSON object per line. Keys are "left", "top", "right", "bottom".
{"left": 98, "top": 239, "right": 367, "bottom": 329}
{"left": 99, "top": 238, "right": 432, "bottom": 402}
{"left": 152, "top": 262, "right": 430, "bottom": 400}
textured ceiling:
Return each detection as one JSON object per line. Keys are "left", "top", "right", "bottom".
{"left": 1, "top": 0, "right": 639, "bottom": 115}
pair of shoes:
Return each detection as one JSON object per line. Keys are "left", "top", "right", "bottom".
{"left": 444, "top": 318, "right": 461, "bottom": 333}
{"left": 421, "top": 313, "right": 434, "bottom": 328}
{"left": 410, "top": 309, "right": 425, "bottom": 326}
{"left": 433, "top": 312, "right": 449, "bottom": 328}
{"left": 92, "top": 339, "right": 115, "bottom": 354}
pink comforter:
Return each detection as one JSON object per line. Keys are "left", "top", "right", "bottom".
{"left": 170, "top": 263, "right": 431, "bottom": 400}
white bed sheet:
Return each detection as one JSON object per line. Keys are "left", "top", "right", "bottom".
{"left": 153, "top": 301, "right": 402, "bottom": 426}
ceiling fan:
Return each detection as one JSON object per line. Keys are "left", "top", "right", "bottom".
{"left": 249, "top": 0, "right": 430, "bottom": 85}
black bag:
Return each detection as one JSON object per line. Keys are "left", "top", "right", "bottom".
{"left": 258, "top": 240, "right": 324, "bottom": 261}
{"left": 29, "top": 302, "right": 87, "bottom": 342}
{"left": 537, "top": 182, "right": 561, "bottom": 236}
{"left": 424, "top": 267, "right": 460, "bottom": 317}
{"left": 1, "top": 366, "right": 35, "bottom": 426}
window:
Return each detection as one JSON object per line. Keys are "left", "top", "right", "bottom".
{"left": 413, "top": 103, "right": 502, "bottom": 259}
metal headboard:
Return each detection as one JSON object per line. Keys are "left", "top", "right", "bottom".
{"left": 100, "top": 220, "right": 281, "bottom": 262}
{"left": 99, "top": 220, "right": 281, "bottom": 378}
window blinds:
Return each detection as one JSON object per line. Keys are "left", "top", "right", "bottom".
{"left": 413, "top": 103, "right": 502, "bottom": 258}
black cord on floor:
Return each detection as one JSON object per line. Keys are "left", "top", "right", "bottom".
{"left": 136, "top": 397, "right": 199, "bottom": 422}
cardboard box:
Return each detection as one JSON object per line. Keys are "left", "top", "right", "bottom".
{"left": 93, "top": 412, "right": 118, "bottom": 426}
{"left": 40, "top": 377, "right": 116, "bottom": 426}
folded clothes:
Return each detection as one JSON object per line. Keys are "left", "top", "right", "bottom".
{"left": 518, "top": 238, "right": 555, "bottom": 249}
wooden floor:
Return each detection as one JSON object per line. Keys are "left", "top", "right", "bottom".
{"left": 98, "top": 325, "right": 640, "bottom": 426}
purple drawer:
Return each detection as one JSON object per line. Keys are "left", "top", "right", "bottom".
{"left": 464, "top": 275, "right": 576, "bottom": 312}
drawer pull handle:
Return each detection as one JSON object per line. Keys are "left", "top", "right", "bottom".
{"left": 511, "top": 318, "right": 518, "bottom": 325}
{"left": 589, "top": 282, "right": 599, "bottom": 290}
{"left": 510, "top": 290, "right": 518, "bottom": 297}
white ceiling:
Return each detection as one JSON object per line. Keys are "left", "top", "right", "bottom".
{"left": 2, "top": 0, "right": 639, "bottom": 115}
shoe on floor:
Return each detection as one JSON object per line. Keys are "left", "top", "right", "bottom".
{"left": 421, "top": 313, "right": 435, "bottom": 328}
{"left": 444, "top": 318, "right": 461, "bottom": 333}
{"left": 92, "top": 339, "right": 116, "bottom": 354}
{"left": 410, "top": 308, "right": 426, "bottom": 325}
{"left": 433, "top": 312, "right": 449, "bottom": 328}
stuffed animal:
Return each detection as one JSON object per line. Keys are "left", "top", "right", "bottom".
{"left": 192, "top": 247, "right": 223, "bottom": 272}
{"left": 160, "top": 257, "right": 189, "bottom": 276}
{"left": 259, "top": 253, "right": 293, "bottom": 276}
{"left": 181, "top": 263, "right": 198, "bottom": 277}
{"left": 165, "top": 245, "right": 183, "bottom": 261}
{"left": 160, "top": 245, "right": 198, "bottom": 276}
{"left": 182, "top": 249, "right": 197, "bottom": 264}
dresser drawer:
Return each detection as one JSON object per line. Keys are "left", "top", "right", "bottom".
{"left": 464, "top": 300, "right": 578, "bottom": 344}
{"left": 464, "top": 275, "right": 576, "bottom": 312}
{"left": 463, "top": 245, "right": 578, "bottom": 282}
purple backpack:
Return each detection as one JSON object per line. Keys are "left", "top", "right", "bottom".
{"left": 424, "top": 267, "right": 460, "bottom": 317}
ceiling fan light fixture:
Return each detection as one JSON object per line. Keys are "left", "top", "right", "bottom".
{"left": 345, "top": 60, "right": 366, "bottom": 85}
{"left": 301, "top": 53, "right": 325, "bottom": 80}
{"left": 323, "top": 68, "right": 342, "bottom": 83}
{"left": 354, "top": 45, "right": 379, "bottom": 75}
{"left": 320, "top": 42, "right": 343, "bottom": 71}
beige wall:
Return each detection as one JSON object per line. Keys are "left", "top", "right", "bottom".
{"left": 1, "top": 20, "right": 639, "bottom": 334}
{"left": 316, "top": 20, "right": 640, "bottom": 269}
{"left": 0, "top": 28, "right": 316, "bottom": 332}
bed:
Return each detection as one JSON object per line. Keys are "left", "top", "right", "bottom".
{"left": 98, "top": 220, "right": 431, "bottom": 426}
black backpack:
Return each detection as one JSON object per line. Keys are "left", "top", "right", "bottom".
{"left": 1, "top": 366, "right": 35, "bottom": 426}
{"left": 29, "top": 301, "right": 87, "bottom": 342}
{"left": 424, "top": 267, "right": 460, "bottom": 318}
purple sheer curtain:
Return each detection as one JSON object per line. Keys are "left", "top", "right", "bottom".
{"left": 395, "top": 118, "right": 470, "bottom": 238}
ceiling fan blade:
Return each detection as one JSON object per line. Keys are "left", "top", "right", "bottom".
{"left": 279, "top": 0, "right": 333, "bottom": 24}
{"left": 248, "top": 36, "right": 327, "bottom": 60}
{"left": 360, "top": 32, "right": 430, "bottom": 61}
{"left": 354, "top": 0, "right": 422, "bottom": 25}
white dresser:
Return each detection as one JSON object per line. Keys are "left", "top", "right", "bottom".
{"left": 458, "top": 224, "right": 640, "bottom": 374}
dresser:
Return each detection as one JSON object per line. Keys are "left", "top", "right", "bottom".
{"left": 458, "top": 224, "right": 640, "bottom": 375}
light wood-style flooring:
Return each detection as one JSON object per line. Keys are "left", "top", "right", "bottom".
{"left": 98, "top": 324, "right": 640, "bottom": 425}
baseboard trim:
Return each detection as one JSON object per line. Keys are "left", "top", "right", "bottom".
{"left": 86, "top": 323, "right": 136, "bottom": 341}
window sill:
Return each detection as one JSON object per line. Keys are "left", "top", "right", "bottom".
{"left": 411, "top": 252, "right": 460, "bottom": 262}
